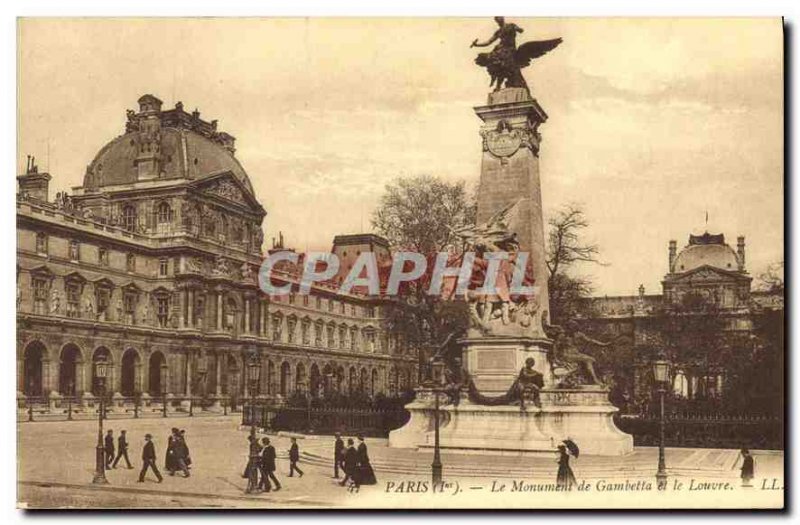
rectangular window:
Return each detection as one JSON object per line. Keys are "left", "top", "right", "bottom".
{"left": 350, "top": 328, "right": 358, "bottom": 351}
{"left": 126, "top": 253, "right": 136, "bottom": 272}
{"left": 32, "top": 278, "right": 48, "bottom": 314}
{"left": 68, "top": 240, "right": 80, "bottom": 261}
{"left": 123, "top": 293, "right": 136, "bottom": 324}
{"left": 35, "top": 233, "right": 48, "bottom": 254}
{"left": 328, "top": 300, "right": 334, "bottom": 312}
{"left": 287, "top": 319, "right": 296, "bottom": 343}
{"left": 314, "top": 323, "right": 323, "bottom": 346}
{"left": 289, "top": 294, "right": 295, "bottom": 305}
{"left": 303, "top": 295, "right": 309, "bottom": 307}
{"left": 301, "top": 321, "right": 310, "bottom": 345}
{"left": 326, "top": 325, "right": 334, "bottom": 348}
{"left": 339, "top": 327, "right": 346, "bottom": 349}
{"left": 98, "top": 246, "right": 109, "bottom": 266}
{"left": 272, "top": 315, "right": 282, "bottom": 342}
{"left": 96, "top": 288, "right": 110, "bottom": 321}
{"left": 315, "top": 297, "right": 322, "bottom": 309}
{"left": 65, "top": 282, "right": 80, "bottom": 318}
{"left": 159, "top": 258, "right": 168, "bottom": 276}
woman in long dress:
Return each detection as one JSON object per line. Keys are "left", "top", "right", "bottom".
{"left": 356, "top": 436, "right": 377, "bottom": 485}
{"left": 556, "top": 445, "right": 577, "bottom": 489}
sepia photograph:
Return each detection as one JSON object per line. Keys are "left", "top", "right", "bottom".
{"left": 14, "top": 14, "right": 784, "bottom": 510}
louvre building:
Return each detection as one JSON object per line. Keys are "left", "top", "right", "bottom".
{"left": 17, "top": 94, "right": 417, "bottom": 412}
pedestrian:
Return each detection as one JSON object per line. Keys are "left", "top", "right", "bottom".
{"left": 333, "top": 432, "right": 345, "bottom": 479}
{"left": 245, "top": 434, "right": 262, "bottom": 494}
{"left": 288, "top": 437, "right": 304, "bottom": 477}
{"left": 556, "top": 444, "right": 577, "bottom": 490}
{"left": 138, "top": 434, "right": 163, "bottom": 483}
{"left": 259, "top": 437, "right": 281, "bottom": 492}
{"left": 242, "top": 434, "right": 256, "bottom": 479}
{"left": 180, "top": 429, "right": 192, "bottom": 469}
{"left": 174, "top": 431, "right": 191, "bottom": 478}
{"left": 740, "top": 448, "right": 754, "bottom": 487}
{"left": 356, "top": 435, "right": 377, "bottom": 485}
{"left": 165, "top": 427, "right": 181, "bottom": 476}
{"left": 112, "top": 429, "right": 133, "bottom": 469}
{"left": 104, "top": 429, "right": 115, "bottom": 469}
{"left": 339, "top": 438, "right": 359, "bottom": 491}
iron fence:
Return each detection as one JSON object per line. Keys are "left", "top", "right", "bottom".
{"left": 242, "top": 404, "right": 410, "bottom": 437}
{"left": 615, "top": 413, "right": 783, "bottom": 450}
{"left": 17, "top": 394, "right": 240, "bottom": 422}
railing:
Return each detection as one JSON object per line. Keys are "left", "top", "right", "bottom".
{"left": 242, "top": 404, "right": 410, "bottom": 437}
{"left": 615, "top": 413, "right": 784, "bottom": 450}
{"left": 17, "top": 394, "right": 242, "bottom": 422}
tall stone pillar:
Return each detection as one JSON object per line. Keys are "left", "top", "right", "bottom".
{"left": 188, "top": 289, "right": 195, "bottom": 327}
{"left": 461, "top": 87, "right": 553, "bottom": 394}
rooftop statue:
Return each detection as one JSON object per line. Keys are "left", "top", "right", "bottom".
{"left": 471, "top": 17, "right": 562, "bottom": 93}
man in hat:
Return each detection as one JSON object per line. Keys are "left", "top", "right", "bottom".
{"left": 138, "top": 434, "right": 163, "bottom": 483}
{"left": 340, "top": 438, "right": 359, "bottom": 490}
{"left": 112, "top": 429, "right": 133, "bottom": 469}
{"left": 259, "top": 437, "right": 281, "bottom": 492}
{"left": 333, "top": 433, "right": 345, "bottom": 479}
{"left": 104, "top": 429, "right": 115, "bottom": 469}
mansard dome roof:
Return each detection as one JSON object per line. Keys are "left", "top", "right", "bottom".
{"left": 82, "top": 96, "right": 254, "bottom": 195}
{"left": 673, "top": 232, "right": 740, "bottom": 273}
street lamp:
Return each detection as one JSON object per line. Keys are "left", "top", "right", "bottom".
{"left": 245, "top": 355, "right": 261, "bottom": 494}
{"left": 92, "top": 357, "right": 109, "bottom": 484}
{"left": 430, "top": 358, "right": 445, "bottom": 486}
{"left": 246, "top": 356, "right": 261, "bottom": 435}
{"left": 652, "top": 354, "right": 672, "bottom": 490}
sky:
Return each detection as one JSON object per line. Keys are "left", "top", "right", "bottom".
{"left": 17, "top": 17, "right": 783, "bottom": 296}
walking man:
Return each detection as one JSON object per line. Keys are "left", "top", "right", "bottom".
{"left": 259, "top": 437, "right": 281, "bottom": 492}
{"left": 112, "top": 429, "right": 133, "bottom": 469}
{"left": 104, "top": 429, "right": 115, "bottom": 469}
{"left": 138, "top": 434, "right": 163, "bottom": 483}
{"left": 340, "top": 438, "right": 359, "bottom": 491}
{"left": 333, "top": 433, "right": 345, "bottom": 479}
{"left": 288, "top": 437, "right": 304, "bottom": 477}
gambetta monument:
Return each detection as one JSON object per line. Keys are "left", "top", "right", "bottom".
{"left": 389, "top": 17, "right": 633, "bottom": 456}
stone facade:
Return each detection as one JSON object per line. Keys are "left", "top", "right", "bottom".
{"left": 16, "top": 94, "right": 417, "bottom": 408}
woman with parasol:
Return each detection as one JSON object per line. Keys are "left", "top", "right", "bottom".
{"left": 556, "top": 439, "right": 579, "bottom": 489}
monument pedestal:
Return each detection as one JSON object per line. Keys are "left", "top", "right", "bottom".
{"left": 462, "top": 336, "right": 552, "bottom": 395}
{"left": 389, "top": 387, "right": 633, "bottom": 456}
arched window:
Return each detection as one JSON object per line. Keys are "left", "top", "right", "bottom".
{"left": 122, "top": 205, "right": 137, "bottom": 231}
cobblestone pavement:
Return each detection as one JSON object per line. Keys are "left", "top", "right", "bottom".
{"left": 17, "top": 417, "right": 784, "bottom": 509}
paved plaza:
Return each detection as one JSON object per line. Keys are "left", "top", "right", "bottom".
{"left": 17, "top": 416, "right": 784, "bottom": 509}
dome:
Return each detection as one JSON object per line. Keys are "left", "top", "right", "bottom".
{"left": 673, "top": 234, "right": 741, "bottom": 273}
{"left": 82, "top": 97, "right": 254, "bottom": 195}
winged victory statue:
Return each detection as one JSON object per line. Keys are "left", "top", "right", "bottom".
{"left": 471, "top": 17, "right": 562, "bottom": 93}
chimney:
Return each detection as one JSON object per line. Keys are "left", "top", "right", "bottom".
{"left": 737, "top": 236, "right": 746, "bottom": 271}
{"left": 668, "top": 240, "right": 677, "bottom": 272}
{"left": 17, "top": 155, "right": 51, "bottom": 202}
{"left": 134, "top": 94, "right": 164, "bottom": 180}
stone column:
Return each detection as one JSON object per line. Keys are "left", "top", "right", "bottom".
{"left": 181, "top": 350, "right": 192, "bottom": 410}
{"left": 244, "top": 298, "right": 251, "bottom": 334}
{"left": 41, "top": 358, "right": 53, "bottom": 396}
{"left": 76, "top": 359, "right": 86, "bottom": 394}
{"left": 188, "top": 289, "right": 195, "bottom": 328}
{"left": 216, "top": 292, "right": 223, "bottom": 331}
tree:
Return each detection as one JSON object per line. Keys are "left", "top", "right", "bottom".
{"left": 757, "top": 260, "right": 784, "bottom": 294}
{"left": 545, "top": 204, "right": 604, "bottom": 324}
{"left": 372, "top": 176, "right": 476, "bottom": 372}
